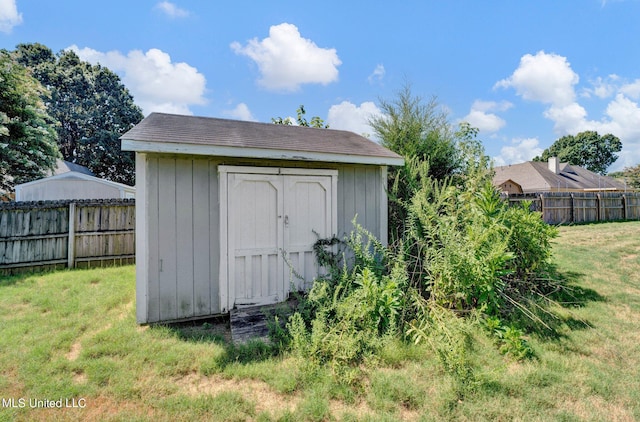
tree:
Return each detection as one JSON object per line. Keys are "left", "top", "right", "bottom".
{"left": 368, "top": 84, "right": 469, "bottom": 243}
{"left": 0, "top": 50, "right": 59, "bottom": 193}
{"left": 272, "top": 105, "right": 329, "bottom": 128}
{"left": 369, "top": 83, "right": 459, "bottom": 180}
{"left": 623, "top": 164, "right": 640, "bottom": 189}
{"left": 533, "top": 131, "right": 622, "bottom": 175}
{"left": 610, "top": 164, "right": 640, "bottom": 189}
{"left": 13, "top": 43, "right": 143, "bottom": 185}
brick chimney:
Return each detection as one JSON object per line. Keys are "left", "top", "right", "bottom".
{"left": 548, "top": 156, "right": 559, "bottom": 174}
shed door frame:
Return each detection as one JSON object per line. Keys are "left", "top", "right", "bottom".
{"left": 218, "top": 165, "right": 338, "bottom": 313}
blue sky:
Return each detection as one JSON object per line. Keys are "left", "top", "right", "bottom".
{"left": 1, "top": 1, "right": 639, "bottom": 172}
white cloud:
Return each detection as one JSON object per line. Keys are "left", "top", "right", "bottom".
{"left": 154, "top": 1, "right": 189, "bottom": 18}
{"left": 620, "top": 79, "right": 640, "bottom": 99}
{"left": 497, "top": 50, "right": 640, "bottom": 171}
{"left": 603, "top": 94, "right": 640, "bottom": 170}
{"left": 495, "top": 51, "right": 579, "bottom": 106}
{"left": 0, "top": 0, "right": 22, "bottom": 33}
{"left": 462, "top": 100, "right": 512, "bottom": 133}
{"left": 368, "top": 64, "right": 385, "bottom": 84}
{"left": 326, "top": 101, "right": 382, "bottom": 139}
{"left": 231, "top": 23, "right": 341, "bottom": 92}
{"left": 605, "top": 94, "right": 640, "bottom": 135}
{"left": 582, "top": 74, "right": 620, "bottom": 99}
{"left": 493, "top": 138, "right": 543, "bottom": 167}
{"left": 223, "top": 103, "right": 256, "bottom": 121}
{"left": 539, "top": 94, "right": 640, "bottom": 171}
{"left": 543, "top": 103, "right": 589, "bottom": 134}
{"left": 69, "top": 45, "right": 207, "bottom": 115}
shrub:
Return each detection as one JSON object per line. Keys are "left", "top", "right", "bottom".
{"left": 283, "top": 122, "right": 558, "bottom": 382}
{"left": 284, "top": 224, "right": 408, "bottom": 382}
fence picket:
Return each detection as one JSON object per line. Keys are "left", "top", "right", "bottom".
{"left": 507, "top": 192, "right": 640, "bottom": 224}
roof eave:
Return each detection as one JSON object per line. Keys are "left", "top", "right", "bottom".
{"left": 121, "top": 139, "right": 405, "bottom": 167}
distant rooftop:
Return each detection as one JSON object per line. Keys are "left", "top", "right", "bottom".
{"left": 493, "top": 160, "right": 627, "bottom": 192}
{"left": 51, "top": 159, "right": 94, "bottom": 176}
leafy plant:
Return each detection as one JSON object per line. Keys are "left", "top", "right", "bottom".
{"left": 406, "top": 299, "right": 477, "bottom": 395}
{"left": 284, "top": 224, "right": 407, "bottom": 382}
{"left": 484, "top": 316, "right": 534, "bottom": 360}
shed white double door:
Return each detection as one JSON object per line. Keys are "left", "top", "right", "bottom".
{"left": 219, "top": 166, "right": 337, "bottom": 311}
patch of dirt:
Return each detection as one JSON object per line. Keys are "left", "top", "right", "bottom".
{"left": 3, "top": 302, "right": 31, "bottom": 317}
{"left": 559, "top": 396, "right": 635, "bottom": 421}
{"left": 329, "top": 398, "right": 377, "bottom": 420}
{"left": 1, "top": 368, "right": 25, "bottom": 399}
{"left": 174, "top": 372, "right": 299, "bottom": 415}
{"left": 65, "top": 322, "right": 112, "bottom": 362}
{"left": 66, "top": 342, "right": 82, "bottom": 361}
{"left": 116, "top": 301, "right": 133, "bottom": 321}
{"left": 73, "top": 371, "right": 88, "bottom": 384}
{"left": 26, "top": 395, "right": 158, "bottom": 422}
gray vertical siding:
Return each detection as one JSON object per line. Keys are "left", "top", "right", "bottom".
{"left": 208, "top": 161, "right": 221, "bottom": 316}
{"left": 175, "top": 159, "right": 194, "bottom": 319}
{"left": 336, "top": 165, "right": 383, "bottom": 241}
{"left": 140, "top": 155, "right": 221, "bottom": 323}
{"left": 157, "top": 157, "right": 178, "bottom": 321}
{"left": 192, "top": 160, "right": 212, "bottom": 316}
{"left": 139, "top": 156, "right": 387, "bottom": 323}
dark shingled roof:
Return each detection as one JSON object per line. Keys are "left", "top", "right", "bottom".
{"left": 121, "top": 112, "right": 403, "bottom": 163}
{"left": 493, "top": 161, "right": 627, "bottom": 192}
{"left": 52, "top": 159, "right": 94, "bottom": 176}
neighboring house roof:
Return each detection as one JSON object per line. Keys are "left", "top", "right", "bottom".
{"left": 121, "top": 112, "right": 405, "bottom": 166}
{"left": 14, "top": 171, "right": 135, "bottom": 201}
{"left": 52, "top": 159, "right": 94, "bottom": 176}
{"left": 2, "top": 159, "right": 94, "bottom": 201}
{"left": 493, "top": 161, "right": 627, "bottom": 192}
{"left": 17, "top": 171, "right": 134, "bottom": 190}
{"left": 494, "top": 178, "right": 523, "bottom": 192}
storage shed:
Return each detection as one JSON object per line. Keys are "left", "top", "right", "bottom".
{"left": 121, "top": 113, "right": 404, "bottom": 324}
{"left": 15, "top": 168, "right": 135, "bottom": 201}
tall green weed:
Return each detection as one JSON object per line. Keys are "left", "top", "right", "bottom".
{"left": 283, "top": 125, "right": 558, "bottom": 386}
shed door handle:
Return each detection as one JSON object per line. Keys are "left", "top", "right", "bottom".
{"left": 284, "top": 215, "right": 289, "bottom": 226}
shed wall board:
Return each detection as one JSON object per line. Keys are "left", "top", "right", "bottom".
{"left": 176, "top": 159, "right": 195, "bottom": 319}
{"left": 138, "top": 153, "right": 389, "bottom": 323}
{"left": 147, "top": 156, "right": 160, "bottom": 322}
{"left": 192, "top": 159, "right": 212, "bottom": 316}
{"left": 135, "top": 154, "right": 148, "bottom": 323}
{"left": 158, "top": 158, "right": 178, "bottom": 321}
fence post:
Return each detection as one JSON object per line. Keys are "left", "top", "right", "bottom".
{"left": 539, "top": 193, "right": 545, "bottom": 222}
{"left": 622, "top": 194, "right": 627, "bottom": 220}
{"left": 596, "top": 193, "right": 602, "bottom": 221}
{"left": 570, "top": 193, "right": 575, "bottom": 224}
{"left": 67, "top": 202, "right": 76, "bottom": 269}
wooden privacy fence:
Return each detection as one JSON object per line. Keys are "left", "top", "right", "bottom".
{"left": 0, "top": 199, "right": 135, "bottom": 275}
{"left": 506, "top": 192, "right": 640, "bottom": 225}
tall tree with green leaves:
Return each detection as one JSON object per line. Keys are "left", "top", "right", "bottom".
{"left": 13, "top": 43, "right": 143, "bottom": 185}
{"left": 533, "top": 131, "right": 622, "bottom": 175}
{"left": 0, "top": 50, "right": 59, "bottom": 194}
{"left": 369, "top": 84, "right": 460, "bottom": 180}
{"left": 368, "top": 84, "right": 466, "bottom": 243}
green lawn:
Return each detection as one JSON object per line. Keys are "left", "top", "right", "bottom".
{"left": 1, "top": 221, "right": 639, "bottom": 421}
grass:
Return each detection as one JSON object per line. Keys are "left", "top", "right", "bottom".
{"left": 1, "top": 221, "right": 639, "bottom": 421}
